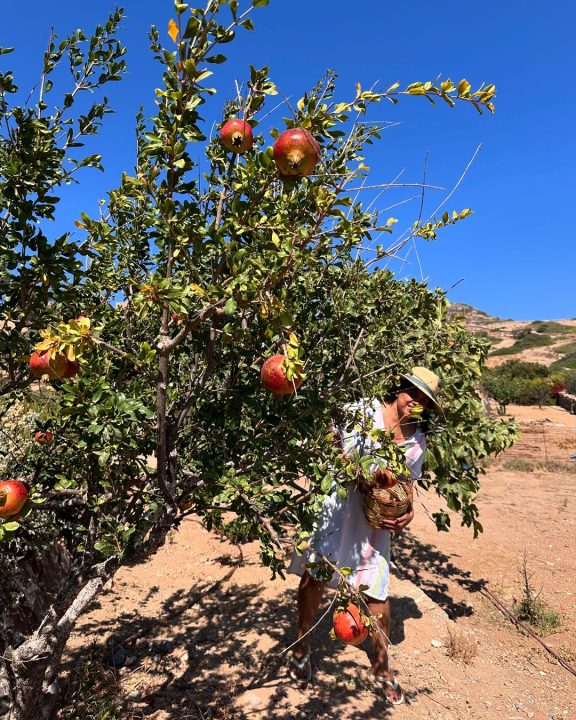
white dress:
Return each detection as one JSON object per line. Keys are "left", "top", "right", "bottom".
{"left": 289, "top": 399, "right": 426, "bottom": 601}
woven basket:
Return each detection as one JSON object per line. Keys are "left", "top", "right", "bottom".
{"left": 362, "top": 479, "right": 413, "bottom": 526}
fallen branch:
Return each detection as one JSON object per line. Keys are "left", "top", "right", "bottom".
{"left": 479, "top": 585, "right": 576, "bottom": 679}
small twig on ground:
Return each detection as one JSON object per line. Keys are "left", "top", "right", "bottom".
{"left": 479, "top": 585, "right": 576, "bottom": 679}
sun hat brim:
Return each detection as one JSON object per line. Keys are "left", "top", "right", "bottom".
{"left": 400, "top": 373, "right": 441, "bottom": 412}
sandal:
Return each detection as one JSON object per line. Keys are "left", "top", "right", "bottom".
{"left": 288, "top": 649, "right": 312, "bottom": 685}
{"left": 375, "top": 674, "right": 405, "bottom": 706}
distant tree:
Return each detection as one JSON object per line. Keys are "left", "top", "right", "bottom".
{"left": 563, "top": 371, "right": 576, "bottom": 395}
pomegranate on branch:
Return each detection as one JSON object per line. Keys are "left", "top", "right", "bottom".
{"left": 273, "top": 128, "right": 320, "bottom": 177}
{"left": 220, "top": 118, "right": 253, "bottom": 154}
{"left": 34, "top": 431, "right": 54, "bottom": 445}
{"left": 29, "top": 350, "right": 68, "bottom": 380}
{"left": 260, "top": 354, "right": 303, "bottom": 396}
{"left": 332, "top": 602, "right": 369, "bottom": 646}
{"left": 0, "top": 480, "right": 30, "bottom": 519}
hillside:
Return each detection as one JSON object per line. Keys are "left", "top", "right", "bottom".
{"left": 448, "top": 303, "right": 576, "bottom": 369}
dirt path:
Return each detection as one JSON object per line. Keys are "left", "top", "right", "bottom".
{"left": 64, "top": 405, "right": 576, "bottom": 720}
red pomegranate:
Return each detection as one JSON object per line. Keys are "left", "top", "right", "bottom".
{"left": 62, "top": 358, "right": 80, "bottom": 379}
{"left": 373, "top": 466, "right": 396, "bottom": 489}
{"left": 0, "top": 479, "right": 30, "bottom": 518}
{"left": 34, "top": 431, "right": 54, "bottom": 444}
{"left": 273, "top": 128, "right": 321, "bottom": 177}
{"left": 332, "top": 603, "right": 369, "bottom": 646}
{"left": 220, "top": 119, "right": 253, "bottom": 154}
{"left": 260, "top": 354, "right": 302, "bottom": 396}
{"left": 29, "top": 350, "right": 68, "bottom": 380}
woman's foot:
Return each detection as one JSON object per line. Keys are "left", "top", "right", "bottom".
{"left": 288, "top": 647, "right": 312, "bottom": 684}
{"left": 375, "top": 672, "right": 404, "bottom": 705}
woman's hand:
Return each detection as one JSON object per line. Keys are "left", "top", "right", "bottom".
{"left": 377, "top": 504, "right": 414, "bottom": 533}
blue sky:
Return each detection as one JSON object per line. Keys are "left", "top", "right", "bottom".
{"left": 1, "top": 1, "right": 574, "bottom": 321}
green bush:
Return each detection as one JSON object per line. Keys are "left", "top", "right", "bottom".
{"left": 490, "top": 333, "right": 554, "bottom": 356}
{"left": 563, "top": 371, "right": 576, "bottom": 394}
{"left": 550, "top": 353, "right": 576, "bottom": 372}
{"left": 529, "top": 321, "right": 576, "bottom": 335}
{"left": 481, "top": 361, "right": 555, "bottom": 410}
{"left": 554, "top": 341, "right": 576, "bottom": 355}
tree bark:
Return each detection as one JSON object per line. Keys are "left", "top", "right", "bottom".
{"left": 4, "top": 561, "right": 114, "bottom": 720}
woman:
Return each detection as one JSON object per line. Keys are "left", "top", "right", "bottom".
{"left": 288, "top": 367, "right": 441, "bottom": 705}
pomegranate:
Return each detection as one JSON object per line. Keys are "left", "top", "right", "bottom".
{"left": 273, "top": 128, "right": 321, "bottom": 177}
{"left": 62, "top": 358, "right": 80, "bottom": 379}
{"left": 332, "top": 603, "right": 369, "bottom": 646}
{"left": 34, "top": 431, "right": 54, "bottom": 444}
{"left": 0, "top": 480, "right": 30, "bottom": 518}
{"left": 220, "top": 119, "right": 253, "bottom": 154}
{"left": 261, "top": 354, "right": 302, "bottom": 396}
{"left": 373, "top": 466, "right": 396, "bottom": 489}
{"left": 29, "top": 350, "right": 68, "bottom": 380}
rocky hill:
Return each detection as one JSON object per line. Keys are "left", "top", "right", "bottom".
{"left": 447, "top": 303, "right": 576, "bottom": 369}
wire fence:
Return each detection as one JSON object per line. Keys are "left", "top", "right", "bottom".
{"left": 497, "top": 419, "right": 576, "bottom": 466}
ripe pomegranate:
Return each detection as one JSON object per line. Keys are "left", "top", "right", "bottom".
{"left": 34, "top": 431, "right": 54, "bottom": 444}
{"left": 62, "top": 358, "right": 80, "bottom": 379}
{"left": 0, "top": 480, "right": 30, "bottom": 518}
{"left": 261, "top": 354, "right": 302, "bottom": 396}
{"left": 273, "top": 128, "right": 321, "bottom": 177}
{"left": 29, "top": 350, "right": 68, "bottom": 380}
{"left": 332, "top": 603, "right": 369, "bottom": 646}
{"left": 373, "top": 466, "right": 396, "bottom": 489}
{"left": 220, "top": 119, "right": 253, "bottom": 154}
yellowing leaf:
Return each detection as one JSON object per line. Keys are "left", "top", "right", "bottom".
{"left": 168, "top": 19, "right": 179, "bottom": 43}
{"left": 334, "top": 102, "right": 351, "bottom": 113}
{"left": 74, "top": 220, "right": 86, "bottom": 229}
{"left": 189, "top": 283, "right": 206, "bottom": 297}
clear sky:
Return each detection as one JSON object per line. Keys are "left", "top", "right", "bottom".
{"left": 1, "top": 1, "right": 574, "bottom": 321}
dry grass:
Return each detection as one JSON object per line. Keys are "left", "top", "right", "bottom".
{"left": 444, "top": 624, "right": 478, "bottom": 664}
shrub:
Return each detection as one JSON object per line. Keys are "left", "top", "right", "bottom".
{"left": 514, "top": 557, "right": 561, "bottom": 636}
{"left": 490, "top": 333, "right": 554, "bottom": 356}
{"left": 551, "top": 353, "right": 576, "bottom": 372}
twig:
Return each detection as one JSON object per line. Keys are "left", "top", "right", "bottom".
{"left": 479, "top": 585, "right": 576, "bottom": 679}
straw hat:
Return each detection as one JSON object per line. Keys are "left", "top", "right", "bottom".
{"left": 400, "top": 366, "right": 441, "bottom": 412}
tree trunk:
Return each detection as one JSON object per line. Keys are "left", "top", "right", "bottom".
{"left": 2, "top": 562, "right": 114, "bottom": 720}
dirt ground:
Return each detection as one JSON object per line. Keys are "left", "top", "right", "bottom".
{"left": 65, "top": 403, "right": 576, "bottom": 720}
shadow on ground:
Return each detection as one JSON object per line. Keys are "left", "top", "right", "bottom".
{"left": 59, "top": 566, "right": 430, "bottom": 719}
{"left": 393, "top": 530, "right": 485, "bottom": 619}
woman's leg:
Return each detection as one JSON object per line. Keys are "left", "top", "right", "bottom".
{"left": 292, "top": 570, "right": 325, "bottom": 666}
{"left": 366, "top": 598, "right": 403, "bottom": 703}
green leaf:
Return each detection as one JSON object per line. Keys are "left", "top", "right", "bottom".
{"left": 2, "top": 521, "right": 20, "bottom": 531}
{"left": 224, "top": 297, "right": 237, "bottom": 315}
